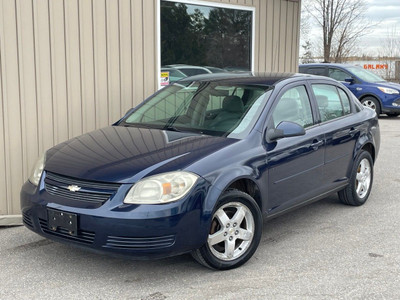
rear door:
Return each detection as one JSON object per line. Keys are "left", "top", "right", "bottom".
{"left": 310, "top": 82, "right": 361, "bottom": 189}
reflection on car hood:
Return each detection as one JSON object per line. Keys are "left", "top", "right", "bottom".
{"left": 372, "top": 81, "right": 400, "bottom": 90}
{"left": 45, "top": 126, "right": 238, "bottom": 183}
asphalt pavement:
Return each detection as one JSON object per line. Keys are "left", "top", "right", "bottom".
{"left": 1, "top": 117, "right": 399, "bottom": 300}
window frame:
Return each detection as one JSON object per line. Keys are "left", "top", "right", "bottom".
{"left": 265, "top": 83, "right": 317, "bottom": 131}
{"left": 157, "top": 0, "right": 256, "bottom": 88}
{"left": 310, "top": 83, "right": 356, "bottom": 123}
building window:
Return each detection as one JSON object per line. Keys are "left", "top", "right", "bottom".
{"left": 160, "top": 0, "right": 254, "bottom": 78}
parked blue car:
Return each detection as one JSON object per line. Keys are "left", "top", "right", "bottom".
{"left": 299, "top": 63, "right": 400, "bottom": 117}
{"left": 21, "top": 73, "right": 380, "bottom": 270}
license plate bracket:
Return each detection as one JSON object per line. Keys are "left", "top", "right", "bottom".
{"left": 47, "top": 209, "right": 78, "bottom": 236}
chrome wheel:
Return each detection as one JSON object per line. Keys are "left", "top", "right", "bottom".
{"left": 355, "top": 158, "right": 371, "bottom": 199}
{"left": 207, "top": 202, "right": 254, "bottom": 261}
{"left": 362, "top": 100, "right": 376, "bottom": 110}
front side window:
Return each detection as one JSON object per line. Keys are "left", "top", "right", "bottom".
{"left": 271, "top": 86, "right": 314, "bottom": 128}
{"left": 329, "top": 68, "right": 351, "bottom": 82}
{"left": 312, "top": 84, "right": 351, "bottom": 122}
{"left": 161, "top": 1, "right": 253, "bottom": 72}
{"left": 123, "top": 81, "right": 271, "bottom": 139}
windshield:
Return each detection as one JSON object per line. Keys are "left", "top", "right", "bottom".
{"left": 347, "top": 66, "right": 386, "bottom": 83}
{"left": 122, "top": 81, "right": 272, "bottom": 139}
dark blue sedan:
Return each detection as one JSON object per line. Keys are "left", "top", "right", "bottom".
{"left": 299, "top": 63, "right": 400, "bottom": 117}
{"left": 21, "top": 73, "right": 380, "bottom": 270}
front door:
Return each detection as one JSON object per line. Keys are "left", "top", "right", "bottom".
{"left": 265, "top": 84, "right": 325, "bottom": 214}
{"left": 328, "top": 67, "right": 364, "bottom": 98}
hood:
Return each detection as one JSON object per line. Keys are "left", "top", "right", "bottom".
{"left": 370, "top": 81, "right": 400, "bottom": 91}
{"left": 45, "top": 126, "right": 238, "bottom": 183}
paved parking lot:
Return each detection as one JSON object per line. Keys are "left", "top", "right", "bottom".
{"left": 1, "top": 117, "right": 399, "bottom": 300}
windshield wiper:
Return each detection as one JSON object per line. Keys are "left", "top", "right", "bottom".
{"left": 163, "top": 125, "right": 181, "bottom": 132}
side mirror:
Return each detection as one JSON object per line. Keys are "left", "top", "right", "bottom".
{"left": 266, "top": 121, "right": 305, "bottom": 141}
{"left": 344, "top": 77, "right": 355, "bottom": 84}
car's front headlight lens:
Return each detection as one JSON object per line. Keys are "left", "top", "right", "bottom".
{"left": 377, "top": 87, "right": 399, "bottom": 95}
{"left": 124, "top": 171, "right": 199, "bottom": 204}
{"left": 28, "top": 153, "right": 46, "bottom": 186}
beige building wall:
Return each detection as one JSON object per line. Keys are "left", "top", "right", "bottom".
{"left": 0, "top": 0, "right": 300, "bottom": 223}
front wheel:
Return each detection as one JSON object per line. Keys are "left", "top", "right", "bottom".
{"left": 386, "top": 113, "right": 399, "bottom": 117}
{"left": 360, "top": 97, "right": 380, "bottom": 114}
{"left": 191, "top": 189, "right": 262, "bottom": 270}
{"left": 338, "top": 151, "right": 374, "bottom": 206}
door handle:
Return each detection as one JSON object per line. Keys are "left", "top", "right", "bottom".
{"left": 349, "top": 127, "right": 356, "bottom": 137}
{"left": 310, "top": 140, "right": 324, "bottom": 150}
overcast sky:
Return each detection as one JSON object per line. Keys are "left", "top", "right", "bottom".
{"left": 302, "top": 0, "right": 400, "bottom": 56}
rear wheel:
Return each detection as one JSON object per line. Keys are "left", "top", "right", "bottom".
{"left": 360, "top": 97, "right": 380, "bottom": 114}
{"left": 338, "top": 151, "right": 373, "bottom": 206}
{"left": 191, "top": 189, "right": 262, "bottom": 270}
{"left": 386, "top": 113, "right": 399, "bottom": 117}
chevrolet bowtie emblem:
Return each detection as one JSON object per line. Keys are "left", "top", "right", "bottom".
{"left": 67, "top": 185, "right": 81, "bottom": 192}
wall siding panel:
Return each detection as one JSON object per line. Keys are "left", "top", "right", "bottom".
{"left": 33, "top": 0, "right": 55, "bottom": 153}
{"left": 0, "top": 33, "right": 7, "bottom": 216}
{"left": 65, "top": 0, "right": 83, "bottom": 138}
{"left": 49, "top": 0, "right": 69, "bottom": 144}
{"left": 0, "top": 0, "right": 300, "bottom": 220}
{"left": 119, "top": 0, "right": 133, "bottom": 114}
{"left": 93, "top": 0, "right": 109, "bottom": 129}
{"left": 106, "top": 0, "right": 121, "bottom": 122}
{"left": 79, "top": 0, "right": 96, "bottom": 133}
{"left": 16, "top": 0, "right": 39, "bottom": 181}
{"left": 0, "top": 0, "right": 24, "bottom": 215}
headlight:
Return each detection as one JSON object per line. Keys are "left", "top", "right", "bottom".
{"left": 377, "top": 87, "right": 399, "bottom": 95}
{"left": 124, "top": 171, "right": 199, "bottom": 204}
{"left": 28, "top": 153, "right": 46, "bottom": 186}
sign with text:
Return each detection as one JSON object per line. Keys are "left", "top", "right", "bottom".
{"left": 160, "top": 72, "right": 170, "bottom": 86}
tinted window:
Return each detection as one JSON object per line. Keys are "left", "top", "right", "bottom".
{"left": 161, "top": 1, "right": 253, "bottom": 71}
{"left": 329, "top": 68, "right": 351, "bottom": 81}
{"left": 312, "top": 84, "right": 350, "bottom": 122}
{"left": 272, "top": 86, "right": 314, "bottom": 128}
{"left": 307, "top": 67, "right": 325, "bottom": 76}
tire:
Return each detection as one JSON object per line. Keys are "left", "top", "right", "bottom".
{"left": 386, "top": 113, "right": 400, "bottom": 117}
{"left": 191, "top": 189, "right": 262, "bottom": 270}
{"left": 338, "top": 151, "right": 373, "bottom": 206}
{"left": 360, "top": 97, "right": 380, "bottom": 114}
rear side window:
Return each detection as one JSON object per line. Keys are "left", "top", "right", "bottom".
{"left": 312, "top": 84, "right": 351, "bottom": 122}
{"left": 307, "top": 67, "right": 326, "bottom": 76}
{"left": 337, "top": 88, "right": 351, "bottom": 115}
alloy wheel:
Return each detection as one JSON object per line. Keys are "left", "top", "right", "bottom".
{"left": 355, "top": 158, "right": 372, "bottom": 199}
{"left": 207, "top": 202, "right": 254, "bottom": 261}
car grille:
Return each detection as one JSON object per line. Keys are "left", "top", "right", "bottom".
{"left": 22, "top": 211, "right": 34, "bottom": 229}
{"left": 44, "top": 172, "right": 121, "bottom": 207}
{"left": 39, "top": 218, "right": 95, "bottom": 244}
{"left": 104, "top": 235, "right": 176, "bottom": 250}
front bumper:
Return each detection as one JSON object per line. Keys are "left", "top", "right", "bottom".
{"left": 20, "top": 176, "right": 211, "bottom": 259}
{"left": 380, "top": 96, "right": 400, "bottom": 114}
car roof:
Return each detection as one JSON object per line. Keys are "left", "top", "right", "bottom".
{"left": 165, "top": 64, "right": 209, "bottom": 70}
{"left": 299, "top": 63, "right": 357, "bottom": 68}
{"left": 177, "top": 72, "right": 320, "bottom": 86}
